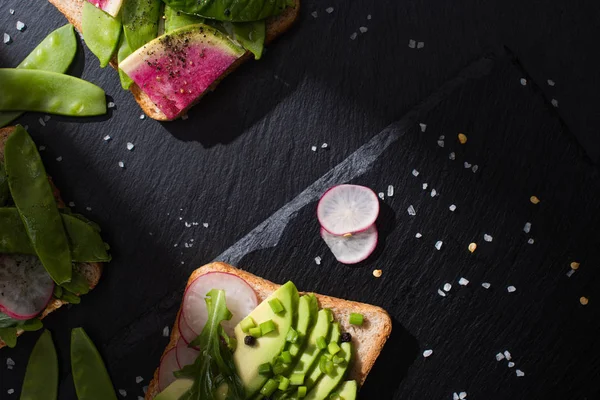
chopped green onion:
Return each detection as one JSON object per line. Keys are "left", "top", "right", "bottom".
{"left": 316, "top": 336, "right": 327, "bottom": 350}
{"left": 278, "top": 376, "right": 290, "bottom": 391}
{"left": 332, "top": 355, "right": 345, "bottom": 365}
{"left": 249, "top": 326, "right": 262, "bottom": 338}
{"left": 289, "top": 342, "right": 301, "bottom": 357}
{"left": 240, "top": 316, "right": 256, "bottom": 333}
{"left": 268, "top": 298, "right": 285, "bottom": 314}
{"left": 260, "top": 378, "right": 279, "bottom": 396}
{"left": 297, "top": 386, "right": 307, "bottom": 398}
{"left": 272, "top": 361, "right": 286, "bottom": 375}
{"left": 286, "top": 327, "right": 299, "bottom": 343}
{"left": 349, "top": 313, "right": 364, "bottom": 326}
{"left": 327, "top": 309, "right": 334, "bottom": 322}
{"left": 258, "top": 363, "right": 272, "bottom": 376}
{"left": 290, "top": 373, "right": 305, "bottom": 386}
{"left": 328, "top": 342, "right": 341, "bottom": 355}
{"left": 280, "top": 350, "right": 293, "bottom": 364}
{"left": 325, "top": 359, "right": 335, "bottom": 376}
{"left": 260, "top": 320, "right": 277, "bottom": 336}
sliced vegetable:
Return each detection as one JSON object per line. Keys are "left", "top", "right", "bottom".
{"left": 158, "top": 348, "right": 180, "bottom": 391}
{"left": 20, "top": 330, "right": 58, "bottom": 400}
{"left": 0, "top": 162, "right": 9, "bottom": 205}
{"left": 0, "top": 24, "right": 77, "bottom": 128}
{"left": 229, "top": 21, "right": 265, "bottom": 59}
{"left": 260, "top": 319, "right": 276, "bottom": 335}
{"left": 349, "top": 313, "right": 364, "bottom": 326}
{"left": 85, "top": 0, "right": 124, "bottom": 18}
{"left": 320, "top": 224, "right": 378, "bottom": 264}
{"left": 122, "top": 0, "right": 162, "bottom": 51}
{"left": 0, "top": 327, "right": 17, "bottom": 347}
{"left": 71, "top": 328, "right": 118, "bottom": 400}
{"left": 175, "top": 337, "right": 200, "bottom": 368}
{"left": 182, "top": 271, "right": 257, "bottom": 336}
{"left": 117, "top": 36, "right": 134, "bottom": 89}
{"left": 317, "top": 184, "right": 380, "bottom": 235}
{"left": 162, "top": 0, "right": 290, "bottom": 22}
{"left": 4, "top": 126, "right": 72, "bottom": 284}
{"left": 178, "top": 311, "right": 200, "bottom": 348}
{"left": 82, "top": 2, "right": 122, "bottom": 68}
{"left": 164, "top": 5, "right": 204, "bottom": 33}
{"left": 0, "top": 70, "right": 106, "bottom": 117}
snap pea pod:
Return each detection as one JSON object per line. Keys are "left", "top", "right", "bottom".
{"left": 164, "top": 5, "right": 204, "bottom": 33}
{"left": 82, "top": 2, "right": 122, "bottom": 68}
{"left": 4, "top": 126, "right": 72, "bottom": 285}
{"left": 0, "top": 313, "right": 43, "bottom": 330}
{"left": 0, "top": 70, "right": 106, "bottom": 116}
{"left": 122, "top": 0, "right": 162, "bottom": 51}
{"left": 162, "top": 0, "right": 290, "bottom": 22}
{"left": 0, "top": 162, "right": 9, "bottom": 205}
{"left": 229, "top": 20, "right": 265, "bottom": 59}
{"left": 0, "top": 327, "right": 17, "bottom": 347}
{"left": 117, "top": 36, "right": 134, "bottom": 89}
{"left": 0, "top": 208, "right": 110, "bottom": 262}
{"left": 0, "top": 24, "right": 77, "bottom": 128}
{"left": 71, "top": 328, "right": 118, "bottom": 400}
{"left": 20, "top": 330, "right": 58, "bottom": 400}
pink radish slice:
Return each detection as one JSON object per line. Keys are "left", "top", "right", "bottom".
{"left": 0, "top": 255, "right": 54, "bottom": 320}
{"left": 182, "top": 272, "right": 257, "bottom": 337}
{"left": 320, "top": 224, "right": 379, "bottom": 264}
{"left": 176, "top": 338, "right": 200, "bottom": 368}
{"left": 317, "top": 184, "right": 380, "bottom": 235}
{"left": 178, "top": 311, "right": 199, "bottom": 349}
{"left": 86, "top": 0, "right": 123, "bottom": 18}
{"left": 158, "top": 348, "right": 180, "bottom": 391}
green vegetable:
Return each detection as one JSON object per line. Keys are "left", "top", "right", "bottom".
{"left": 61, "top": 289, "right": 82, "bottom": 304}
{"left": 316, "top": 336, "right": 327, "bottom": 350}
{"left": 0, "top": 24, "right": 77, "bottom": 128}
{"left": 61, "top": 270, "right": 91, "bottom": 295}
{"left": 272, "top": 361, "right": 286, "bottom": 375}
{"left": 0, "top": 70, "right": 106, "bottom": 117}
{"left": 165, "top": 5, "right": 204, "bottom": 33}
{"left": 269, "top": 298, "right": 285, "bottom": 314}
{"left": 258, "top": 362, "right": 272, "bottom": 376}
{"left": 297, "top": 386, "right": 307, "bottom": 398}
{"left": 4, "top": 126, "right": 72, "bottom": 284}
{"left": 249, "top": 326, "right": 262, "bottom": 338}
{"left": 0, "top": 313, "right": 43, "bottom": 330}
{"left": 21, "top": 318, "right": 44, "bottom": 332}
{"left": 174, "top": 289, "right": 245, "bottom": 400}
{"left": 117, "top": 36, "right": 134, "bottom": 89}
{"left": 289, "top": 373, "right": 304, "bottom": 386}
{"left": 82, "top": 2, "right": 122, "bottom": 68}
{"left": 260, "top": 319, "right": 276, "bottom": 335}
{"left": 71, "top": 328, "right": 118, "bottom": 400}
{"left": 0, "top": 162, "right": 9, "bottom": 206}
{"left": 278, "top": 376, "right": 290, "bottom": 391}
{"left": 260, "top": 379, "right": 278, "bottom": 396}
{"left": 348, "top": 313, "right": 363, "bottom": 326}
{"left": 280, "top": 350, "right": 292, "bottom": 364}
{"left": 162, "top": 0, "right": 290, "bottom": 22}
{"left": 286, "top": 327, "right": 299, "bottom": 344}
{"left": 229, "top": 21, "right": 265, "bottom": 59}
{"left": 0, "top": 208, "right": 111, "bottom": 262}
{"left": 0, "top": 327, "right": 17, "bottom": 347}
{"left": 122, "top": 0, "right": 162, "bottom": 52}
{"left": 240, "top": 315, "right": 256, "bottom": 333}
{"left": 20, "top": 330, "right": 58, "bottom": 400}
{"left": 327, "top": 342, "right": 341, "bottom": 355}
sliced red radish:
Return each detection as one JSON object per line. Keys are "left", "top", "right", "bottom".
{"left": 0, "top": 255, "right": 54, "bottom": 320}
{"left": 320, "top": 224, "right": 379, "bottom": 264}
{"left": 182, "top": 272, "right": 257, "bottom": 337}
{"left": 178, "top": 311, "right": 199, "bottom": 349}
{"left": 317, "top": 184, "right": 380, "bottom": 235}
{"left": 86, "top": 0, "right": 123, "bottom": 18}
{"left": 158, "top": 348, "right": 180, "bottom": 391}
{"left": 176, "top": 337, "right": 200, "bottom": 368}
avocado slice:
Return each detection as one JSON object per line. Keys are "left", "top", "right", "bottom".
{"left": 290, "top": 294, "right": 319, "bottom": 356}
{"left": 304, "top": 342, "right": 353, "bottom": 400}
{"left": 234, "top": 281, "right": 299, "bottom": 397}
{"left": 291, "top": 309, "right": 333, "bottom": 376}
{"left": 305, "top": 323, "right": 341, "bottom": 390}
{"left": 334, "top": 380, "right": 358, "bottom": 400}
{"left": 154, "top": 379, "right": 193, "bottom": 400}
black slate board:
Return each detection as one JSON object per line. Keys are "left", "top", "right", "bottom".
{"left": 2, "top": 0, "right": 600, "bottom": 399}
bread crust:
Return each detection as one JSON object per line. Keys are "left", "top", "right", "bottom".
{"left": 47, "top": 0, "right": 301, "bottom": 121}
{"left": 145, "top": 262, "right": 392, "bottom": 399}
{"left": 0, "top": 126, "right": 103, "bottom": 348}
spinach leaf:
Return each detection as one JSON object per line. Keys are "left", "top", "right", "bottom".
{"left": 228, "top": 21, "right": 265, "bottom": 59}
{"left": 162, "top": 0, "right": 290, "bottom": 22}
{"left": 174, "top": 289, "right": 245, "bottom": 400}
{"left": 0, "top": 327, "right": 17, "bottom": 347}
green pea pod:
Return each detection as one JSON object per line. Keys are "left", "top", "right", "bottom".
{"left": 0, "top": 162, "right": 9, "bottom": 205}
{"left": 0, "top": 70, "right": 106, "bottom": 116}
{"left": 82, "top": 2, "right": 122, "bottom": 68}
{"left": 164, "top": 5, "right": 204, "bottom": 33}
{"left": 61, "top": 270, "right": 91, "bottom": 295}
{"left": 20, "top": 330, "right": 58, "bottom": 400}
{"left": 229, "top": 20, "right": 265, "bottom": 60}
{"left": 0, "top": 208, "right": 110, "bottom": 262}
{"left": 0, "top": 327, "right": 17, "bottom": 348}
{"left": 4, "top": 126, "right": 72, "bottom": 284}
{"left": 117, "top": 35, "right": 134, "bottom": 89}
{"left": 0, "top": 24, "right": 77, "bottom": 128}
{"left": 60, "top": 290, "right": 81, "bottom": 304}
{"left": 21, "top": 318, "right": 44, "bottom": 332}
{"left": 162, "top": 0, "right": 289, "bottom": 22}
{"left": 71, "top": 328, "right": 118, "bottom": 400}
{"left": 122, "top": 0, "right": 163, "bottom": 51}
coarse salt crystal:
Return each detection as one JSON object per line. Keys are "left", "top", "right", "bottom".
{"left": 7, "top": 389, "right": 14, "bottom": 394}
{"left": 181, "top": 114, "right": 189, "bottom": 120}
{"left": 108, "top": 101, "right": 115, "bottom": 108}
{"left": 528, "top": 238, "right": 535, "bottom": 244}
{"left": 443, "top": 283, "right": 452, "bottom": 292}
{"left": 504, "top": 350, "right": 512, "bottom": 360}
{"left": 422, "top": 183, "right": 428, "bottom": 190}
{"left": 484, "top": 234, "right": 493, "bottom": 242}
{"left": 430, "top": 189, "right": 437, "bottom": 197}
{"left": 437, "top": 140, "right": 445, "bottom": 147}
{"left": 9, "top": 9, "right": 15, "bottom": 14}
{"left": 496, "top": 352, "right": 505, "bottom": 361}
{"left": 139, "top": 114, "right": 146, "bottom": 119}
{"left": 482, "top": 282, "right": 491, "bottom": 289}
{"left": 56, "top": 156, "right": 62, "bottom": 162}
{"left": 326, "top": 7, "right": 334, "bottom": 13}
{"left": 459, "top": 392, "right": 467, "bottom": 399}
{"left": 367, "top": 14, "right": 372, "bottom": 19}
{"left": 449, "top": 152, "right": 456, "bottom": 160}
{"left": 6, "top": 358, "right": 15, "bottom": 369}
{"left": 408, "top": 39, "right": 416, "bottom": 48}
{"left": 566, "top": 269, "right": 575, "bottom": 278}
{"left": 508, "top": 361, "right": 515, "bottom": 368}
{"left": 162, "top": 326, "right": 170, "bottom": 337}
{"left": 472, "top": 165, "right": 478, "bottom": 173}
{"left": 547, "top": 79, "right": 555, "bottom": 86}
{"left": 43, "top": 115, "right": 50, "bottom": 122}
{"left": 435, "top": 241, "right": 443, "bottom": 250}
{"left": 184, "top": 222, "right": 192, "bottom": 228}
{"left": 203, "top": 223, "right": 209, "bottom": 228}
{"left": 359, "top": 26, "right": 368, "bottom": 33}
{"left": 86, "top": 206, "right": 92, "bottom": 211}
{"left": 437, "top": 289, "right": 446, "bottom": 297}
{"left": 419, "top": 123, "right": 427, "bottom": 132}
{"left": 16, "top": 21, "right": 25, "bottom": 31}
{"left": 415, "top": 233, "right": 422, "bottom": 238}
{"left": 423, "top": 349, "right": 433, "bottom": 358}
{"left": 523, "top": 222, "right": 531, "bottom": 233}
{"left": 39, "top": 117, "right": 46, "bottom": 126}
{"left": 458, "top": 277, "right": 469, "bottom": 286}
{"left": 412, "top": 169, "right": 419, "bottom": 177}
{"left": 520, "top": 78, "right": 527, "bottom": 85}
{"left": 104, "top": 135, "right": 111, "bottom": 141}
{"left": 68, "top": 201, "right": 75, "bottom": 207}
{"left": 39, "top": 146, "right": 46, "bottom": 151}
{"left": 551, "top": 99, "right": 558, "bottom": 107}
{"left": 321, "top": 143, "right": 328, "bottom": 149}
{"left": 407, "top": 205, "right": 416, "bottom": 216}
{"left": 143, "top": 386, "right": 149, "bottom": 394}
{"left": 118, "top": 161, "right": 125, "bottom": 168}
{"left": 314, "top": 256, "right": 321, "bottom": 265}
{"left": 378, "top": 192, "right": 385, "bottom": 200}
{"left": 417, "top": 42, "right": 425, "bottom": 49}
{"left": 127, "top": 142, "right": 134, "bottom": 151}
{"left": 449, "top": 204, "right": 456, "bottom": 212}
{"left": 119, "top": 389, "right": 127, "bottom": 397}
{"left": 311, "top": 11, "right": 318, "bottom": 18}
{"left": 453, "top": 393, "right": 459, "bottom": 400}
{"left": 507, "top": 286, "right": 516, "bottom": 293}
{"left": 350, "top": 32, "right": 357, "bottom": 40}
{"left": 3, "top": 33, "right": 11, "bottom": 44}
{"left": 311, "top": 146, "right": 317, "bottom": 152}
{"left": 464, "top": 161, "right": 472, "bottom": 168}
{"left": 138, "top": 397, "right": 144, "bottom": 400}
{"left": 516, "top": 369, "right": 525, "bottom": 377}
{"left": 387, "top": 185, "right": 394, "bottom": 197}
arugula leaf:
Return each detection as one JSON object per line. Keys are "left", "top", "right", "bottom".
{"left": 174, "top": 289, "right": 245, "bottom": 400}
{"left": 162, "top": 0, "right": 290, "bottom": 22}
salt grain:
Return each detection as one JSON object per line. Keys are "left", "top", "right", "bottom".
{"left": 449, "top": 204, "right": 457, "bottom": 212}
{"left": 104, "top": 135, "right": 111, "bottom": 141}
{"left": 459, "top": 392, "right": 467, "bottom": 399}
{"left": 408, "top": 39, "right": 416, "bottom": 48}
{"left": 314, "top": 256, "right": 321, "bottom": 265}
{"left": 415, "top": 233, "right": 422, "bottom": 238}
{"left": 520, "top": 78, "right": 527, "bottom": 86}
{"left": 523, "top": 222, "right": 531, "bottom": 233}
{"left": 56, "top": 156, "right": 62, "bottom": 162}
{"left": 143, "top": 386, "right": 149, "bottom": 394}
{"left": 68, "top": 201, "right": 75, "bottom": 207}
{"left": 435, "top": 241, "right": 443, "bottom": 250}
{"left": 3, "top": 33, "right": 11, "bottom": 44}
{"left": 86, "top": 206, "right": 92, "bottom": 211}
{"left": 359, "top": 27, "right": 368, "bottom": 33}
{"left": 140, "top": 114, "right": 146, "bottom": 119}
{"left": 443, "top": 283, "right": 452, "bottom": 292}
{"left": 508, "top": 361, "right": 515, "bottom": 368}
{"left": 311, "top": 145, "right": 317, "bottom": 152}
{"left": 547, "top": 79, "right": 555, "bottom": 86}
{"left": 453, "top": 394, "right": 459, "bottom": 400}
{"left": 419, "top": 123, "right": 427, "bottom": 132}
{"left": 484, "top": 234, "right": 493, "bottom": 242}
{"left": 108, "top": 101, "right": 115, "bottom": 108}
{"left": 181, "top": 114, "right": 189, "bottom": 120}
{"left": 118, "top": 161, "right": 125, "bottom": 168}
{"left": 9, "top": 9, "right": 15, "bottom": 14}
{"left": 423, "top": 349, "right": 433, "bottom": 358}
{"left": 39, "top": 146, "right": 46, "bottom": 151}
{"left": 321, "top": 143, "right": 328, "bottom": 149}
{"left": 458, "top": 277, "right": 469, "bottom": 286}
{"left": 412, "top": 169, "right": 419, "bottom": 177}
{"left": 127, "top": 142, "right": 135, "bottom": 151}
{"left": 481, "top": 282, "right": 491, "bottom": 289}
{"left": 472, "top": 165, "right": 479, "bottom": 173}
{"left": 7, "top": 389, "right": 14, "bottom": 395}
{"left": 417, "top": 42, "right": 425, "bottom": 49}
{"left": 437, "top": 289, "right": 446, "bottom": 297}
{"left": 431, "top": 189, "right": 437, "bottom": 197}
{"left": 16, "top": 21, "right": 25, "bottom": 31}
{"left": 566, "top": 269, "right": 575, "bottom": 278}
{"left": 407, "top": 205, "right": 416, "bottom": 216}
{"left": 387, "top": 185, "right": 394, "bottom": 197}
{"left": 504, "top": 350, "right": 512, "bottom": 360}
{"left": 350, "top": 32, "right": 357, "bottom": 40}
{"left": 203, "top": 223, "right": 209, "bottom": 228}
{"left": 6, "top": 358, "right": 15, "bottom": 369}
{"left": 437, "top": 139, "right": 445, "bottom": 147}
{"left": 39, "top": 117, "right": 46, "bottom": 126}
{"left": 367, "top": 14, "right": 372, "bottom": 20}
{"left": 507, "top": 286, "right": 516, "bottom": 293}
{"left": 551, "top": 99, "right": 559, "bottom": 107}
{"left": 162, "top": 326, "right": 170, "bottom": 337}
{"left": 119, "top": 389, "right": 127, "bottom": 397}
{"left": 449, "top": 152, "right": 456, "bottom": 160}
{"left": 528, "top": 238, "right": 535, "bottom": 244}
{"left": 378, "top": 192, "right": 385, "bottom": 200}
{"left": 464, "top": 161, "right": 472, "bottom": 168}
{"left": 311, "top": 11, "right": 318, "bottom": 18}
{"left": 326, "top": 7, "right": 334, "bottom": 13}
{"left": 516, "top": 369, "right": 525, "bottom": 377}
{"left": 496, "top": 352, "right": 505, "bottom": 361}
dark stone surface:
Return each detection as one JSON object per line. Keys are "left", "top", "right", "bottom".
{"left": 1, "top": 0, "right": 600, "bottom": 399}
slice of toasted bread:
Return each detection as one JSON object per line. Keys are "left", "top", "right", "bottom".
{"left": 0, "top": 126, "right": 103, "bottom": 348}
{"left": 145, "top": 262, "right": 392, "bottom": 399}
{"left": 46, "top": 0, "right": 301, "bottom": 121}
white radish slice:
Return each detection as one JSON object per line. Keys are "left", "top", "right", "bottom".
{"left": 320, "top": 224, "right": 379, "bottom": 264}
{"left": 178, "top": 311, "right": 199, "bottom": 349}
{"left": 176, "top": 337, "right": 200, "bottom": 368}
{"left": 158, "top": 348, "right": 180, "bottom": 391}
{"left": 182, "top": 272, "right": 258, "bottom": 337}
{"left": 0, "top": 255, "right": 54, "bottom": 320}
{"left": 317, "top": 184, "right": 380, "bottom": 235}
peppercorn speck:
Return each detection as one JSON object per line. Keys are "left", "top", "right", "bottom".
{"left": 244, "top": 335, "right": 256, "bottom": 346}
{"left": 341, "top": 332, "right": 352, "bottom": 343}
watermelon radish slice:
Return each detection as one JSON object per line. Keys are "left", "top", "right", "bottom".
{"left": 158, "top": 348, "right": 180, "bottom": 391}
{"left": 119, "top": 24, "right": 245, "bottom": 120}
{"left": 178, "top": 311, "right": 199, "bottom": 349}
{"left": 86, "top": 0, "right": 123, "bottom": 18}
{"left": 182, "top": 272, "right": 257, "bottom": 337}
{"left": 0, "top": 255, "right": 54, "bottom": 320}
{"left": 317, "top": 184, "right": 380, "bottom": 235}
{"left": 176, "top": 337, "right": 200, "bottom": 368}
{"left": 320, "top": 224, "right": 379, "bottom": 264}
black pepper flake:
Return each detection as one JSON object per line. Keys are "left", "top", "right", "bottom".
{"left": 244, "top": 335, "right": 256, "bottom": 346}
{"left": 341, "top": 332, "right": 352, "bottom": 343}
{"left": 224, "top": 8, "right": 231, "bottom": 16}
